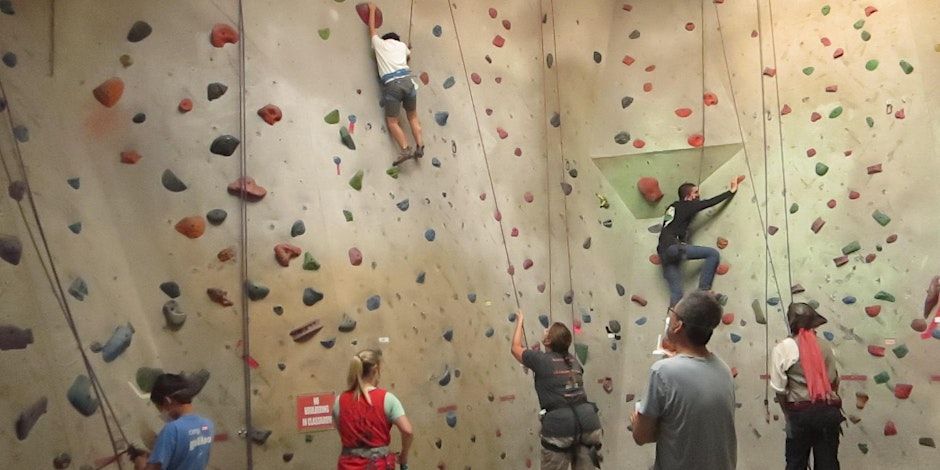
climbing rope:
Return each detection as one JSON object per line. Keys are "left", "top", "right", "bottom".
{"left": 445, "top": 0, "right": 526, "bottom": 346}
{"left": 536, "top": 0, "right": 554, "bottom": 322}
{"left": 235, "top": 0, "right": 255, "bottom": 467}
{"left": 407, "top": 0, "right": 415, "bottom": 46}
{"left": 697, "top": 0, "right": 706, "bottom": 186}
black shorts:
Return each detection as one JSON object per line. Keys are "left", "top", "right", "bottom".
{"left": 381, "top": 77, "right": 417, "bottom": 117}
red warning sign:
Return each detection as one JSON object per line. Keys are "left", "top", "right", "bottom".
{"left": 296, "top": 392, "right": 336, "bottom": 432}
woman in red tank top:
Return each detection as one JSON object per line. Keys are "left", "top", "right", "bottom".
{"left": 335, "top": 349, "right": 413, "bottom": 470}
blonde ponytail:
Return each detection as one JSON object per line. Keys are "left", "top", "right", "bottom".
{"left": 346, "top": 349, "right": 382, "bottom": 406}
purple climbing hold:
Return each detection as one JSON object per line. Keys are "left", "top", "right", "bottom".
{"left": 15, "top": 397, "right": 47, "bottom": 440}
{"left": 0, "top": 324, "right": 33, "bottom": 350}
{"left": 0, "top": 234, "right": 23, "bottom": 265}
{"left": 366, "top": 295, "right": 381, "bottom": 311}
{"left": 320, "top": 337, "right": 336, "bottom": 348}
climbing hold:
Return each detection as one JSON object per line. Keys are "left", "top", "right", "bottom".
{"left": 0, "top": 234, "right": 22, "bottom": 265}
{"left": 93, "top": 78, "right": 124, "bottom": 108}
{"left": 825, "top": 85, "right": 838, "bottom": 93}
{"left": 861, "top": 31, "right": 871, "bottom": 41}
{"left": 8, "top": 180, "right": 25, "bottom": 201}
{"left": 68, "top": 278, "right": 88, "bottom": 301}
{"left": 615, "top": 284, "right": 626, "bottom": 297}
{"left": 290, "top": 220, "right": 306, "bottom": 237}
{"left": 0, "top": 0, "right": 13, "bottom": 14}
{"left": 301, "top": 252, "right": 320, "bottom": 271}
{"left": 865, "top": 59, "right": 879, "bottom": 71}
{"left": 303, "top": 288, "right": 324, "bottom": 306}
{"left": 210, "top": 135, "right": 240, "bottom": 156}
{"left": 884, "top": 421, "right": 898, "bottom": 437}
{"left": 438, "top": 366, "right": 451, "bottom": 386}
{"left": 488, "top": 7, "right": 498, "bottom": 18}
{"left": 318, "top": 28, "right": 330, "bottom": 40}
{"left": 210, "top": 23, "right": 239, "bottom": 47}
{"left": 162, "top": 300, "right": 186, "bottom": 328}
{"left": 289, "top": 319, "right": 323, "bottom": 342}
{"left": 649, "top": 254, "right": 661, "bottom": 265}
{"left": 355, "top": 3, "right": 382, "bottom": 27}
{"left": 810, "top": 112, "right": 822, "bottom": 122}
{"left": 867, "top": 163, "right": 882, "bottom": 174}
{"left": 635, "top": 317, "right": 647, "bottom": 326}
{"left": 892, "top": 344, "right": 909, "bottom": 359}
{"left": 899, "top": 60, "right": 914, "bottom": 75}
{"left": 780, "top": 104, "right": 791, "bottom": 115}
{"left": 100, "top": 323, "right": 134, "bottom": 362}
{"left": 716, "top": 264, "right": 730, "bottom": 275}
{"left": 434, "top": 112, "right": 449, "bottom": 126}
{"left": 815, "top": 163, "right": 829, "bottom": 176}
{"left": 729, "top": 333, "right": 741, "bottom": 343}
{"left": 685, "top": 22, "right": 695, "bottom": 31}
{"left": 204, "top": 209, "right": 227, "bottom": 226}
{"left": 496, "top": 127, "right": 509, "bottom": 139}
{"left": 207, "top": 288, "right": 233, "bottom": 307}
{"left": 802, "top": 67, "right": 814, "bottom": 76}
{"left": 842, "top": 241, "right": 860, "bottom": 255}
{"left": 550, "top": 112, "right": 561, "bottom": 127}
{"left": 443, "top": 76, "right": 456, "bottom": 89}
{"left": 340, "top": 127, "right": 356, "bottom": 150}
{"left": 127, "top": 21, "right": 152, "bottom": 42}
{"left": 442, "top": 329, "right": 453, "bottom": 342}
{"left": 820, "top": 37, "right": 831, "bottom": 46}
{"left": 854, "top": 19, "right": 865, "bottom": 30}
{"left": 762, "top": 67, "right": 776, "bottom": 77}
{"left": 348, "top": 247, "right": 363, "bottom": 266}
{"left": 806, "top": 148, "right": 817, "bottom": 158}
{"left": 911, "top": 318, "right": 928, "bottom": 332}
{"left": 872, "top": 210, "right": 891, "bottom": 226}
{"left": 622, "top": 96, "right": 634, "bottom": 108}
{"left": 493, "top": 35, "right": 505, "bottom": 47}
{"left": 432, "top": 25, "right": 442, "bottom": 37}
{"left": 243, "top": 280, "right": 269, "bottom": 301}
{"left": 865, "top": 305, "right": 881, "bottom": 317}
{"left": 703, "top": 92, "right": 718, "bottom": 106}
{"left": 161, "top": 170, "right": 187, "bottom": 193}
{"left": 132, "top": 112, "right": 146, "bottom": 124}
{"left": 445, "top": 411, "right": 457, "bottom": 428}
{"left": 343, "top": 210, "right": 353, "bottom": 222}
{"left": 67, "top": 375, "right": 99, "bottom": 416}
{"left": 631, "top": 295, "right": 648, "bottom": 306}
{"left": 228, "top": 177, "right": 267, "bottom": 202}
{"left": 833, "top": 256, "right": 848, "bottom": 267}
{"left": 175, "top": 216, "right": 205, "bottom": 239}
{"left": 633, "top": 139, "right": 646, "bottom": 148}
{"left": 348, "top": 170, "right": 364, "bottom": 191}
{"left": 178, "top": 98, "right": 193, "bottom": 113}
{"left": 843, "top": 296, "right": 857, "bottom": 305}
{"left": 337, "top": 313, "right": 357, "bottom": 333}
{"left": 864, "top": 5, "right": 878, "bottom": 16}
{"left": 688, "top": 134, "right": 704, "bottom": 148}
{"left": 257, "top": 104, "right": 282, "bottom": 125}
{"left": 207, "top": 82, "right": 228, "bottom": 101}
{"left": 874, "top": 291, "right": 895, "bottom": 302}
{"left": 120, "top": 150, "right": 142, "bottom": 164}
{"left": 867, "top": 345, "right": 885, "bottom": 357}
{"left": 614, "top": 132, "right": 631, "bottom": 145}
{"left": 0, "top": 324, "right": 33, "bottom": 350}
{"left": 675, "top": 108, "right": 693, "bottom": 118}
{"left": 833, "top": 48, "right": 844, "bottom": 58}
{"left": 324, "top": 109, "right": 340, "bottom": 124}
{"left": 829, "top": 106, "right": 843, "bottom": 119}
{"left": 274, "top": 243, "right": 302, "bottom": 267}
{"left": 593, "top": 51, "right": 602, "bottom": 63}
{"left": 643, "top": 82, "right": 653, "bottom": 92}
{"left": 561, "top": 182, "right": 572, "bottom": 195}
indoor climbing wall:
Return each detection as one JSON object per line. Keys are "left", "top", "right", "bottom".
{"left": 2, "top": 0, "right": 939, "bottom": 469}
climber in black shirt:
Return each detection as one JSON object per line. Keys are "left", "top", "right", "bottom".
{"left": 657, "top": 176, "right": 743, "bottom": 306}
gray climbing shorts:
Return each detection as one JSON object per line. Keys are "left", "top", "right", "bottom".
{"left": 381, "top": 77, "right": 417, "bottom": 117}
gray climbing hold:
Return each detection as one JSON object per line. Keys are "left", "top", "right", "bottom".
{"left": 366, "top": 295, "right": 381, "bottom": 311}
{"left": 161, "top": 170, "right": 187, "bottom": 192}
{"left": 425, "top": 229, "right": 436, "bottom": 241}
{"left": 162, "top": 300, "right": 186, "bottom": 328}
{"left": 15, "top": 396, "right": 47, "bottom": 440}
{"left": 432, "top": 25, "right": 443, "bottom": 37}
{"left": 561, "top": 182, "right": 572, "bottom": 195}
{"left": 303, "top": 288, "right": 324, "bottom": 306}
{"left": 438, "top": 365, "right": 451, "bottom": 386}
{"left": 246, "top": 280, "right": 270, "bottom": 301}
{"left": 569, "top": 169, "right": 578, "bottom": 178}
{"left": 550, "top": 113, "right": 561, "bottom": 127}
{"left": 608, "top": 320, "right": 621, "bottom": 334}
{"left": 431, "top": 157, "right": 441, "bottom": 167}
{"left": 622, "top": 96, "right": 634, "bottom": 109}
{"left": 467, "top": 292, "right": 477, "bottom": 303}
{"left": 0, "top": 324, "right": 33, "bottom": 350}
{"left": 68, "top": 222, "right": 82, "bottom": 234}
{"left": 615, "top": 284, "right": 626, "bottom": 296}
{"left": 248, "top": 429, "right": 272, "bottom": 445}
{"left": 396, "top": 199, "right": 410, "bottom": 211}
{"left": 583, "top": 237, "right": 592, "bottom": 249}
{"left": 767, "top": 297, "right": 780, "bottom": 306}
{"left": 210, "top": 135, "right": 240, "bottom": 156}
{"left": 67, "top": 375, "right": 99, "bottom": 416}
{"left": 0, "top": 0, "right": 14, "bottom": 15}
{"left": 207, "top": 82, "right": 228, "bottom": 100}
{"left": 442, "top": 329, "right": 453, "bottom": 341}
{"left": 302, "top": 252, "right": 320, "bottom": 271}
{"left": 484, "top": 327, "right": 494, "bottom": 337}
{"left": 435, "top": 112, "right": 449, "bottom": 126}
{"left": 2, "top": 51, "right": 17, "bottom": 67}
{"left": 127, "top": 21, "right": 153, "bottom": 42}
{"left": 340, "top": 127, "right": 356, "bottom": 150}
{"left": 730, "top": 333, "right": 742, "bottom": 343}
{"left": 206, "top": 209, "right": 227, "bottom": 225}
{"left": 68, "top": 278, "right": 88, "bottom": 301}
{"left": 538, "top": 314, "right": 550, "bottom": 328}
{"left": 53, "top": 453, "right": 72, "bottom": 469}
{"left": 136, "top": 367, "right": 164, "bottom": 392}
{"left": 648, "top": 223, "right": 661, "bottom": 234}
{"left": 67, "top": 178, "right": 80, "bottom": 189}
{"left": 443, "top": 76, "right": 456, "bottom": 89}
{"left": 100, "top": 323, "right": 134, "bottom": 362}
{"left": 635, "top": 317, "right": 647, "bottom": 326}
{"left": 13, "top": 125, "right": 28, "bottom": 142}
{"left": 0, "top": 97, "right": 5, "bottom": 111}
{"left": 338, "top": 314, "right": 357, "bottom": 332}
{"left": 445, "top": 411, "right": 457, "bottom": 427}
{"left": 132, "top": 113, "right": 146, "bottom": 123}
{"left": 752, "top": 299, "right": 767, "bottom": 324}
{"left": 593, "top": 51, "right": 602, "bottom": 63}
{"left": 183, "top": 368, "right": 211, "bottom": 396}
{"left": 273, "top": 305, "right": 283, "bottom": 315}
{"left": 416, "top": 272, "right": 426, "bottom": 284}
{"left": 563, "top": 291, "right": 573, "bottom": 304}
{"left": 629, "top": 29, "right": 641, "bottom": 39}
{"left": 8, "top": 180, "right": 26, "bottom": 201}
{"left": 291, "top": 220, "right": 305, "bottom": 237}
{"left": 0, "top": 234, "right": 22, "bottom": 265}
{"left": 320, "top": 337, "right": 336, "bottom": 348}
{"left": 614, "top": 131, "right": 630, "bottom": 144}
{"left": 872, "top": 210, "right": 891, "bottom": 226}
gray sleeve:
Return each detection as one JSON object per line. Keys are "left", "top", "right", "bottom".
{"left": 639, "top": 367, "right": 668, "bottom": 418}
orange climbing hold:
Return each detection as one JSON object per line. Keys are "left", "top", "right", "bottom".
{"left": 688, "top": 134, "right": 704, "bottom": 147}
{"left": 175, "top": 216, "right": 206, "bottom": 239}
{"left": 721, "top": 313, "right": 734, "bottom": 325}
{"left": 178, "top": 98, "right": 193, "bottom": 113}
{"left": 420, "top": 72, "right": 429, "bottom": 85}
{"left": 825, "top": 85, "right": 838, "bottom": 92}
{"left": 257, "top": 104, "right": 282, "bottom": 125}
{"left": 675, "top": 108, "right": 693, "bottom": 118}
{"left": 633, "top": 139, "right": 646, "bottom": 149}
{"left": 622, "top": 55, "right": 636, "bottom": 66}
{"left": 274, "top": 243, "right": 302, "bottom": 267}
{"left": 93, "top": 78, "right": 125, "bottom": 108}
{"left": 649, "top": 254, "right": 661, "bottom": 265}
{"left": 227, "top": 177, "right": 267, "bottom": 202}
{"left": 685, "top": 22, "right": 695, "bottom": 31}
{"left": 703, "top": 92, "right": 718, "bottom": 106}
{"left": 120, "top": 150, "right": 142, "bottom": 164}
{"left": 210, "top": 23, "right": 239, "bottom": 48}
{"left": 865, "top": 305, "right": 881, "bottom": 317}
{"left": 716, "top": 263, "right": 730, "bottom": 275}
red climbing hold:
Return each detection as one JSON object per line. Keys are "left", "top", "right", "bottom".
{"left": 865, "top": 253, "right": 876, "bottom": 263}
{"left": 420, "top": 72, "right": 429, "bottom": 85}
{"left": 675, "top": 108, "right": 693, "bottom": 118}
{"left": 120, "top": 150, "right": 142, "bottom": 164}
{"left": 886, "top": 234, "right": 897, "bottom": 243}
{"left": 637, "top": 177, "right": 663, "bottom": 203}
{"left": 622, "top": 4, "right": 633, "bottom": 12}
{"left": 502, "top": 20, "right": 511, "bottom": 30}
{"left": 717, "top": 237, "right": 729, "bottom": 249}
{"left": 485, "top": 108, "right": 493, "bottom": 116}
{"left": 864, "top": 6, "right": 878, "bottom": 17}
{"left": 507, "top": 265, "right": 515, "bottom": 275}
{"left": 489, "top": 7, "right": 498, "bottom": 18}
{"left": 867, "top": 163, "right": 882, "bottom": 174}
{"left": 523, "top": 259, "right": 534, "bottom": 270}
{"left": 93, "top": 78, "right": 125, "bottom": 108}
{"left": 471, "top": 73, "right": 481, "bottom": 85}
{"left": 514, "top": 148, "right": 522, "bottom": 157}
{"left": 810, "top": 112, "right": 822, "bottom": 122}
{"left": 895, "top": 108, "right": 905, "bottom": 119}
{"left": 496, "top": 127, "right": 508, "bottom": 139}
{"left": 633, "top": 139, "right": 646, "bottom": 149}
{"left": 631, "top": 295, "right": 648, "bottom": 306}
{"left": 833, "top": 256, "right": 848, "bottom": 267}
{"left": 523, "top": 192, "right": 534, "bottom": 203}
{"left": 821, "top": 37, "right": 831, "bottom": 46}
{"left": 492, "top": 35, "right": 505, "bottom": 48}
{"left": 867, "top": 345, "right": 885, "bottom": 357}
{"left": 703, "top": 92, "right": 718, "bottom": 106}
{"left": 884, "top": 421, "right": 897, "bottom": 436}
{"left": 649, "top": 254, "right": 661, "bottom": 265}
{"left": 643, "top": 82, "right": 653, "bottom": 92}
{"left": 494, "top": 210, "right": 502, "bottom": 221}
{"left": 510, "top": 227, "right": 519, "bottom": 237}
{"left": 721, "top": 313, "right": 734, "bottom": 325}
{"left": 178, "top": 98, "right": 193, "bottom": 113}
{"left": 348, "top": 247, "right": 363, "bottom": 266}
{"left": 895, "top": 384, "right": 913, "bottom": 399}
{"left": 865, "top": 305, "right": 881, "bottom": 317}
{"left": 210, "top": 23, "right": 239, "bottom": 48}
{"left": 685, "top": 22, "right": 695, "bottom": 31}
{"left": 825, "top": 85, "right": 838, "bottom": 92}
{"left": 644, "top": 64, "right": 656, "bottom": 72}
{"left": 833, "top": 48, "right": 844, "bottom": 58}
{"left": 355, "top": 3, "right": 383, "bottom": 28}
{"left": 716, "top": 263, "right": 730, "bottom": 275}
{"left": 780, "top": 104, "right": 792, "bottom": 115}
{"left": 175, "top": 216, "right": 206, "bottom": 239}
{"left": 688, "top": 134, "right": 704, "bottom": 148}
{"left": 227, "top": 177, "right": 267, "bottom": 202}
{"left": 274, "top": 243, "right": 302, "bottom": 267}
{"left": 622, "top": 55, "right": 636, "bottom": 66}
{"left": 827, "top": 199, "right": 837, "bottom": 209}
{"left": 806, "top": 148, "right": 817, "bottom": 158}
{"left": 257, "top": 104, "right": 282, "bottom": 125}
{"left": 218, "top": 247, "right": 235, "bottom": 262}
{"left": 763, "top": 67, "right": 776, "bottom": 77}
{"left": 811, "top": 218, "right": 825, "bottom": 233}
{"left": 849, "top": 191, "right": 860, "bottom": 200}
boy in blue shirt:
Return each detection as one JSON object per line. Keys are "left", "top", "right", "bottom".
{"left": 132, "top": 373, "right": 214, "bottom": 470}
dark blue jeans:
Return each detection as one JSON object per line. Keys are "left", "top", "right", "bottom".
{"left": 660, "top": 244, "right": 720, "bottom": 307}
{"left": 785, "top": 404, "right": 843, "bottom": 470}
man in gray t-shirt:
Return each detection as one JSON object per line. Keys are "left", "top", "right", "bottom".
{"left": 631, "top": 292, "right": 737, "bottom": 470}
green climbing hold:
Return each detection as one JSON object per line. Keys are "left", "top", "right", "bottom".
{"left": 865, "top": 59, "right": 879, "bottom": 71}
{"left": 386, "top": 167, "right": 400, "bottom": 179}
{"left": 339, "top": 128, "right": 355, "bottom": 150}
{"left": 873, "top": 371, "right": 890, "bottom": 384}
{"left": 842, "top": 240, "right": 860, "bottom": 255}
{"left": 899, "top": 60, "right": 914, "bottom": 75}
{"left": 821, "top": 5, "right": 830, "bottom": 15}
{"left": 302, "top": 252, "right": 320, "bottom": 271}
{"left": 872, "top": 210, "right": 891, "bottom": 226}
{"left": 853, "top": 19, "right": 865, "bottom": 30}
{"left": 802, "top": 67, "right": 815, "bottom": 76}
{"left": 860, "top": 31, "right": 871, "bottom": 41}
{"left": 892, "top": 344, "right": 909, "bottom": 359}
{"left": 866, "top": 116, "right": 874, "bottom": 128}
{"left": 348, "top": 170, "right": 363, "bottom": 191}
{"left": 829, "top": 106, "right": 843, "bottom": 119}
{"left": 815, "top": 162, "right": 829, "bottom": 176}
{"left": 318, "top": 28, "right": 330, "bottom": 40}
{"left": 789, "top": 203, "right": 799, "bottom": 214}
{"left": 324, "top": 109, "right": 340, "bottom": 124}
{"left": 136, "top": 367, "right": 164, "bottom": 393}
{"left": 343, "top": 210, "right": 353, "bottom": 222}
{"left": 874, "top": 291, "right": 895, "bottom": 302}
{"left": 574, "top": 343, "right": 589, "bottom": 365}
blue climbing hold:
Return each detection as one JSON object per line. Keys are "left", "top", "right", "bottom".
{"left": 842, "top": 296, "right": 856, "bottom": 305}
{"left": 635, "top": 317, "right": 647, "bottom": 326}
{"left": 431, "top": 157, "right": 441, "bottom": 168}
{"left": 348, "top": 115, "right": 357, "bottom": 123}
{"left": 396, "top": 199, "right": 410, "bottom": 211}
{"left": 767, "top": 297, "right": 780, "bottom": 306}
{"left": 538, "top": 314, "right": 549, "bottom": 328}
{"left": 443, "top": 76, "right": 456, "bottom": 89}
{"left": 445, "top": 411, "right": 457, "bottom": 428}
{"left": 366, "top": 295, "right": 381, "bottom": 311}
{"left": 467, "top": 293, "right": 477, "bottom": 303}
{"left": 434, "top": 112, "right": 449, "bottom": 126}
{"left": 822, "top": 331, "right": 834, "bottom": 341}
{"left": 730, "top": 333, "right": 742, "bottom": 343}
{"left": 101, "top": 323, "right": 134, "bottom": 362}
{"left": 425, "top": 229, "right": 436, "bottom": 241}
{"left": 933, "top": 329, "right": 940, "bottom": 340}
{"left": 432, "top": 25, "right": 442, "bottom": 37}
